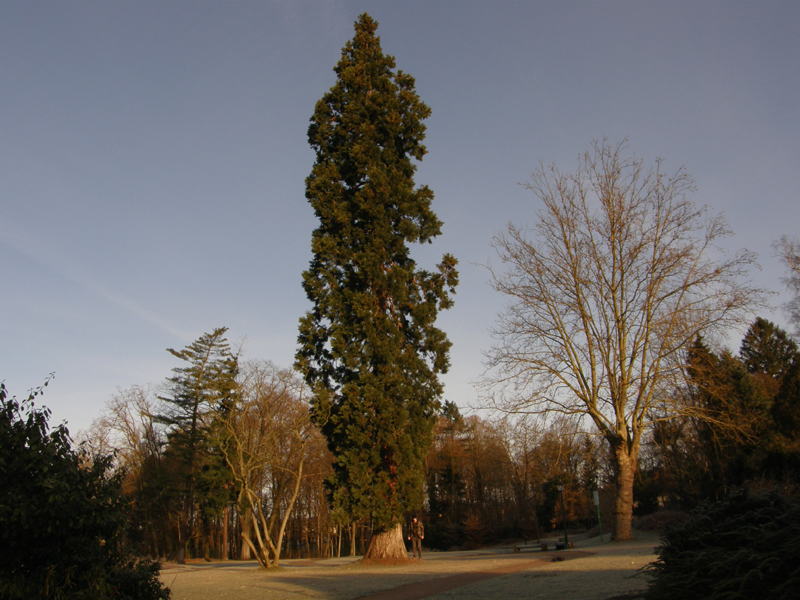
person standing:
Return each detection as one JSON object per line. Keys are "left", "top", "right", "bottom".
{"left": 408, "top": 517, "right": 424, "bottom": 559}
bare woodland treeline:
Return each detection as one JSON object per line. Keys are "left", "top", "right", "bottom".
{"left": 84, "top": 158, "right": 800, "bottom": 562}
{"left": 87, "top": 307, "right": 800, "bottom": 562}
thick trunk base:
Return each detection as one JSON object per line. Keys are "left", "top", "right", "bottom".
{"left": 612, "top": 449, "right": 636, "bottom": 541}
{"left": 364, "top": 523, "right": 408, "bottom": 559}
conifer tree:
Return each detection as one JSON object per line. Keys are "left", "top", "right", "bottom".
{"left": 296, "top": 14, "right": 457, "bottom": 558}
{"left": 740, "top": 317, "right": 798, "bottom": 380}
{"left": 157, "top": 327, "right": 238, "bottom": 563}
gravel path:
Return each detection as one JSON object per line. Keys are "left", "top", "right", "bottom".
{"left": 162, "top": 531, "right": 659, "bottom": 600}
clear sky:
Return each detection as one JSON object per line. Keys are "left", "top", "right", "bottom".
{"left": 2, "top": 1, "right": 798, "bottom": 434}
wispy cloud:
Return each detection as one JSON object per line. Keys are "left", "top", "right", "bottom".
{"left": 0, "top": 215, "right": 190, "bottom": 340}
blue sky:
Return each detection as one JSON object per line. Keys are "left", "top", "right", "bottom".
{"left": 2, "top": 1, "right": 798, "bottom": 434}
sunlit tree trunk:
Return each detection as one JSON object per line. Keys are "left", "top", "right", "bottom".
{"left": 364, "top": 524, "right": 407, "bottom": 559}
{"left": 240, "top": 510, "right": 252, "bottom": 560}
{"left": 610, "top": 441, "right": 637, "bottom": 540}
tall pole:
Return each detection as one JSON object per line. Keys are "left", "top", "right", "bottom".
{"left": 222, "top": 503, "right": 229, "bottom": 561}
{"left": 557, "top": 484, "right": 569, "bottom": 549}
{"left": 593, "top": 490, "right": 603, "bottom": 543}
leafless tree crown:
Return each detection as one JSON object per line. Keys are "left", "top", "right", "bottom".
{"left": 485, "top": 139, "right": 764, "bottom": 441}
{"left": 775, "top": 235, "right": 800, "bottom": 336}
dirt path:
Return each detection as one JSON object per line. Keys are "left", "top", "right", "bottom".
{"left": 162, "top": 531, "right": 658, "bottom": 600}
{"left": 355, "top": 551, "right": 594, "bottom": 600}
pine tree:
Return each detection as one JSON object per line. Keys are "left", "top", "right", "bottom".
{"left": 296, "top": 14, "right": 457, "bottom": 558}
{"left": 157, "top": 327, "right": 238, "bottom": 563}
{"left": 740, "top": 317, "right": 798, "bottom": 380}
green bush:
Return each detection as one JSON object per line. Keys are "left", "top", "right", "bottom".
{"left": 645, "top": 488, "right": 800, "bottom": 600}
{"left": 0, "top": 380, "right": 170, "bottom": 599}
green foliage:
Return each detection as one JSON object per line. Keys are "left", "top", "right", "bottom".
{"left": 740, "top": 317, "right": 798, "bottom": 379}
{"left": 739, "top": 318, "right": 800, "bottom": 477}
{"left": 158, "top": 327, "right": 240, "bottom": 462}
{"left": 105, "top": 556, "right": 169, "bottom": 600}
{"left": 157, "top": 327, "right": 239, "bottom": 560}
{"left": 772, "top": 357, "right": 800, "bottom": 439}
{"left": 645, "top": 489, "right": 800, "bottom": 600}
{"left": 441, "top": 400, "right": 462, "bottom": 423}
{"left": 650, "top": 320, "right": 800, "bottom": 508}
{"left": 684, "top": 336, "right": 772, "bottom": 500}
{"left": 0, "top": 379, "right": 169, "bottom": 600}
{"left": 296, "top": 13, "right": 457, "bottom": 533}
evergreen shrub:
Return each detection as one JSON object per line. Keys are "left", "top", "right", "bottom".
{"left": 645, "top": 489, "right": 800, "bottom": 600}
{"left": 0, "top": 381, "right": 170, "bottom": 600}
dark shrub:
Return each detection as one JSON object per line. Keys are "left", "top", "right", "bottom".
{"left": 0, "top": 380, "right": 170, "bottom": 599}
{"left": 633, "top": 510, "right": 691, "bottom": 532}
{"left": 645, "top": 488, "right": 800, "bottom": 600}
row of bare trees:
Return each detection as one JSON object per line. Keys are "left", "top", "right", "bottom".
{"left": 82, "top": 219, "right": 799, "bottom": 563}
{"left": 88, "top": 353, "right": 624, "bottom": 562}
{"left": 87, "top": 320, "right": 800, "bottom": 562}
{"left": 86, "top": 350, "right": 338, "bottom": 565}
{"left": 424, "top": 403, "right": 610, "bottom": 549}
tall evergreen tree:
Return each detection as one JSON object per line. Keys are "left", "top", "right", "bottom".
{"left": 296, "top": 14, "right": 458, "bottom": 558}
{"left": 157, "top": 327, "right": 238, "bottom": 563}
{"left": 739, "top": 318, "right": 800, "bottom": 475}
{"left": 740, "top": 317, "right": 798, "bottom": 380}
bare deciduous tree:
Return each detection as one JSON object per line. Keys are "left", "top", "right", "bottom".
{"left": 775, "top": 235, "right": 800, "bottom": 336}
{"left": 485, "top": 139, "right": 763, "bottom": 539}
{"left": 91, "top": 386, "right": 164, "bottom": 476}
{"left": 217, "top": 361, "right": 316, "bottom": 568}
{"left": 83, "top": 385, "right": 172, "bottom": 555}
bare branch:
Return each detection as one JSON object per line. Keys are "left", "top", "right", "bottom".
{"left": 215, "top": 360, "right": 320, "bottom": 568}
{"left": 482, "top": 139, "right": 765, "bottom": 539}
{"left": 774, "top": 235, "right": 800, "bottom": 336}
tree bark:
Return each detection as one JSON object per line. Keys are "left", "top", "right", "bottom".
{"left": 350, "top": 522, "right": 356, "bottom": 556}
{"left": 364, "top": 523, "right": 408, "bottom": 559}
{"left": 176, "top": 514, "right": 188, "bottom": 564}
{"left": 612, "top": 445, "right": 636, "bottom": 540}
{"left": 240, "top": 510, "right": 252, "bottom": 560}
{"left": 222, "top": 504, "right": 229, "bottom": 561}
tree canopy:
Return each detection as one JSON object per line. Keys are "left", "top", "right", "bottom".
{"left": 486, "top": 139, "right": 763, "bottom": 539}
{"left": 296, "top": 13, "right": 457, "bottom": 557}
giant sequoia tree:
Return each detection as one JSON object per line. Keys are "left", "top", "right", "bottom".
{"left": 296, "top": 14, "right": 457, "bottom": 558}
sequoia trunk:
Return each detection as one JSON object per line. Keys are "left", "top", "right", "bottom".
{"left": 364, "top": 523, "right": 408, "bottom": 559}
